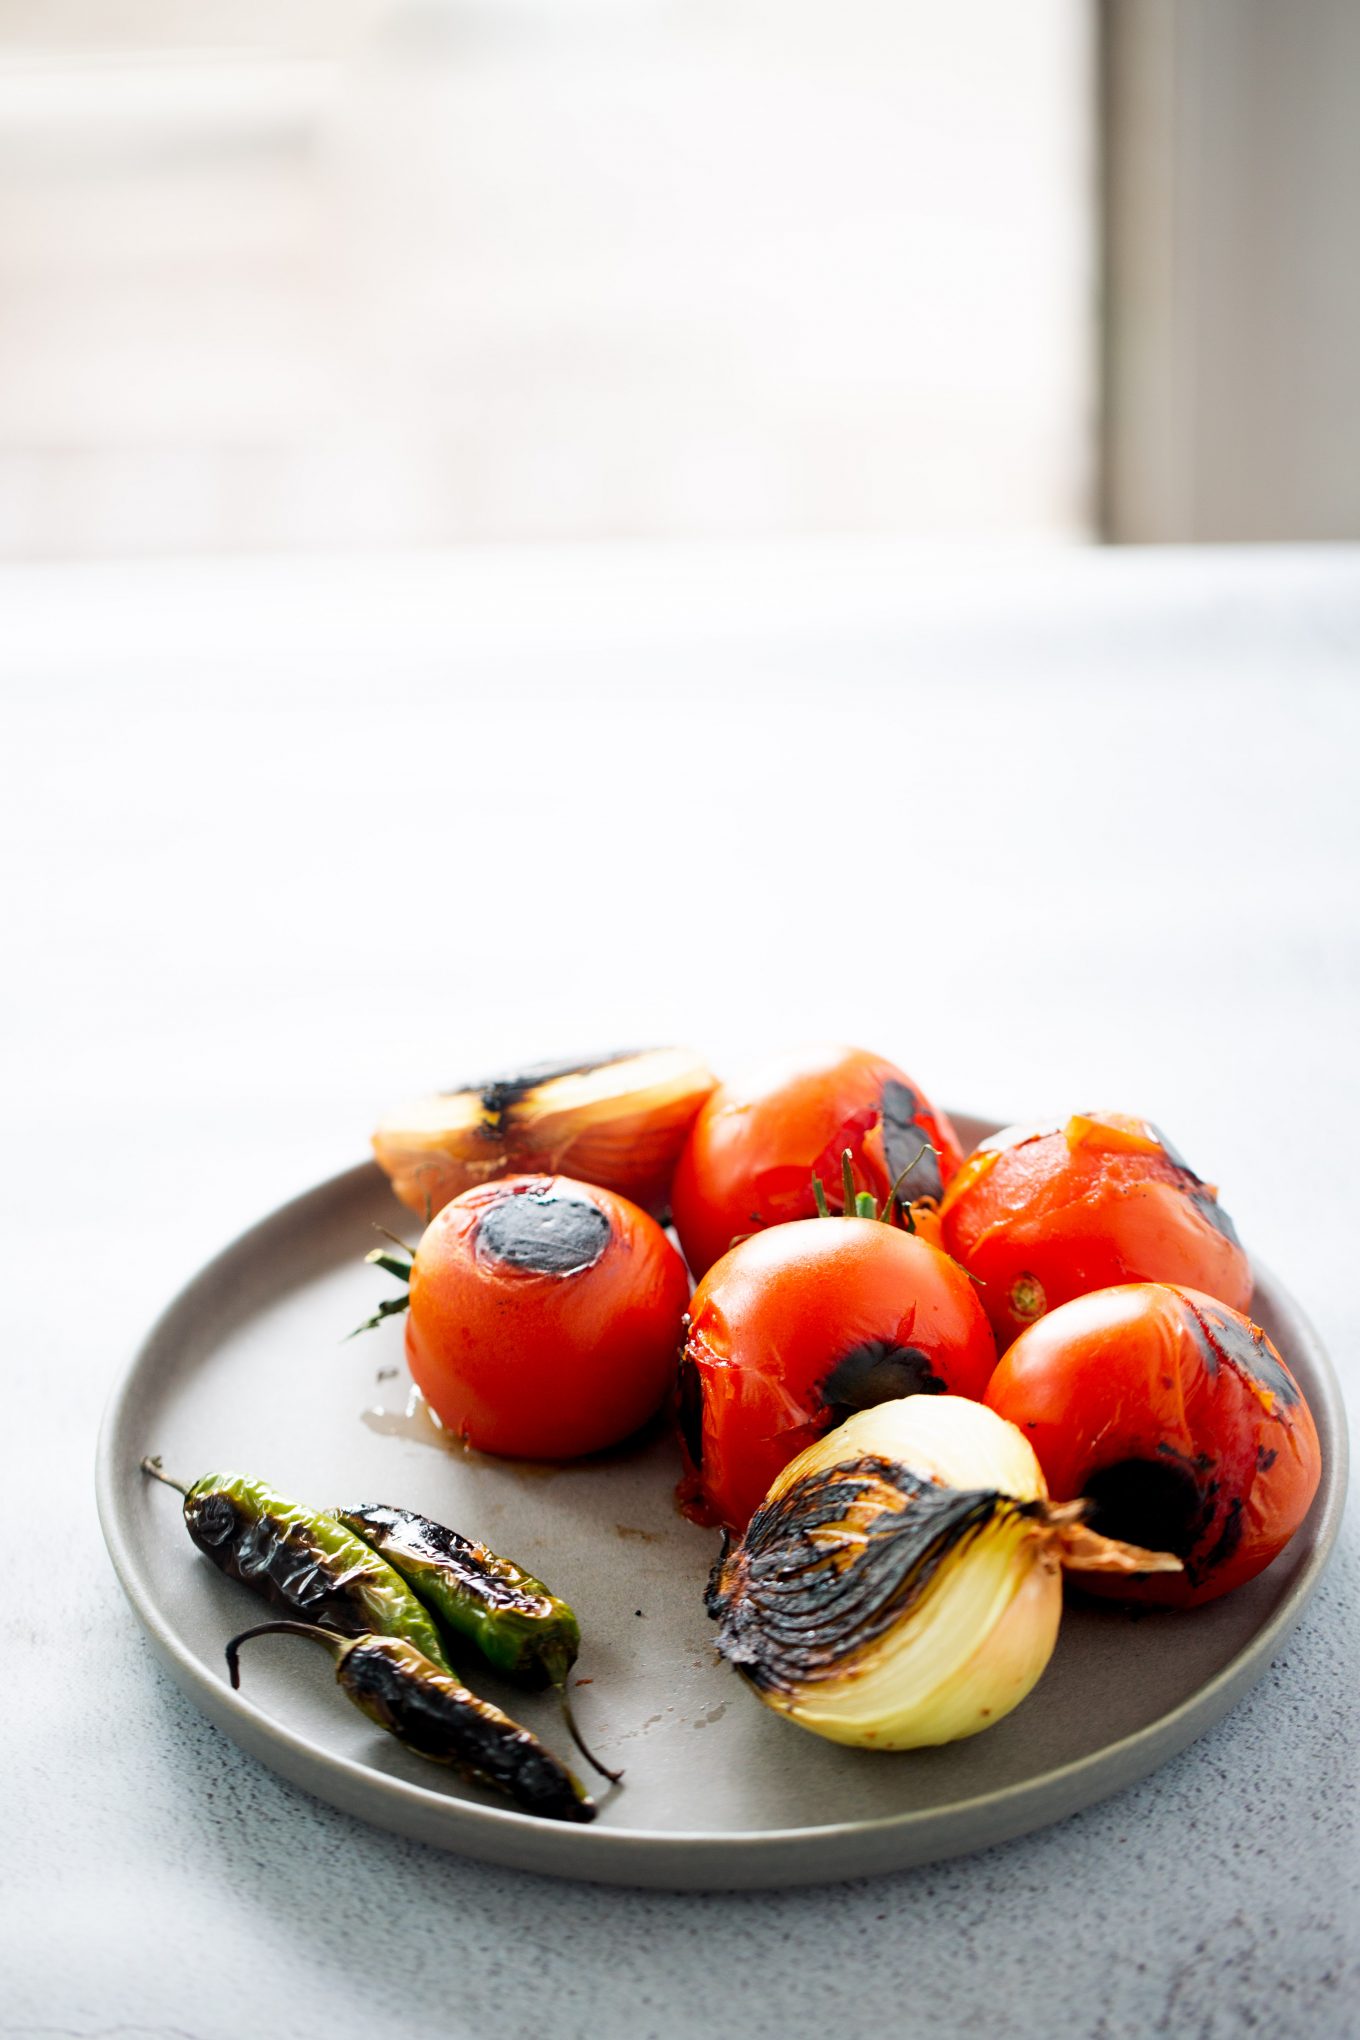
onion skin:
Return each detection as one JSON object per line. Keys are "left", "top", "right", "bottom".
{"left": 374, "top": 1047, "right": 716, "bottom": 1220}
{"left": 985, "top": 1283, "right": 1322, "bottom": 1607}
{"left": 707, "top": 1398, "right": 1064, "bottom": 1749}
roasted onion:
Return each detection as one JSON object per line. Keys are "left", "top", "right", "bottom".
{"left": 707, "top": 1396, "right": 1181, "bottom": 1749}
{"left": 373, "top": 1047, "right": 716, "bottom": 1219}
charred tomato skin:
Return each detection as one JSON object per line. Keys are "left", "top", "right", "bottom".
{"left": 670, "top": 1044, "right": 965, "bottom": 1280}
{"left": 676, "top": 1216, "right": 997, "bottom": 1533}
{"left": 405, "top": 1174, "right": 690, "bottom": 1460}
{"left": 984, "top": 1282, "right": 1321, "bottom": 1607}
{"left": 938, "top": 1112, "right": 1252, "bottom": 1349}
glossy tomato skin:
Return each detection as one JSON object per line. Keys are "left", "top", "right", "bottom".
{"left": 677, "top": 1216, "right": 997, "bottom": 1532}
{"left": 938, "top": 1112, "right": 1252, "bottom": 1350}
{"left": 985, "top": 1283, "right": 1321, "bottom": 1607}
{"left": 405, "top": 1174, "right": 690, "bottom": 1460}
{"left": 670, "top": 1044, "right": 964, "bottom": 1280}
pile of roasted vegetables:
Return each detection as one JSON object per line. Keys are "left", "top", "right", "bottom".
{"left": 143, "top": 1043, "right": 1324, "bottom": 1820}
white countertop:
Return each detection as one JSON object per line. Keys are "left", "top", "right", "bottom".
{"left": 4, "top": 542, "right": 1357, "bottom": 2036}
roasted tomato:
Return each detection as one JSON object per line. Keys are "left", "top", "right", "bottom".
{"left": 676, "top": 1216, "right": 997, "bottom": 1532}
{"left": 670, "top": 1044, "right": 964, "bottom": 1280}
{"left": 938, "top": 1112, "right": 1251, "bottom": 1349}
{"left": 985, "top": 1283, "right": 1321, "bottom": 1607}
{"left": 403, "top": 1175, "right": 690, "bottom": 1460}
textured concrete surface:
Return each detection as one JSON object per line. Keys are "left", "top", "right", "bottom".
{"left": 3, "top": 544, "right": 1357, "bottom": 2037}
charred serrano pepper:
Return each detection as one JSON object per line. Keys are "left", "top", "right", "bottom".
{"left": 334, "top": 1504, "right": 621, "bottom": 1782}
{"left": 225, "top": 1621, "right": 595, "bottom": 1823}
{"left": 334, "top": 1504, "right": 578, "bottom": 1684}
{"left": 140, "top": 1459, "right": 452, "bottom": 1672}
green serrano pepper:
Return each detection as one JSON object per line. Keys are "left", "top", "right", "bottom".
{"left": 334, "top": 1504, "right": 578, "bottom": 1683}
{"left": 335, "top": 1503, "right": 620, "bottom": 1783}
{"left": 225, "top": 1620, "right": 596, "bottom": 1824}
{"left": 140, "top": 1458, "right": 452, "bottom": 1672}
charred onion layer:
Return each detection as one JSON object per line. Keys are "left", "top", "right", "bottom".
{"left": 373, "top": 1046, "right": 716, "bottom": 1219}
{"left": 707, "top": 1453, "right": 1025, "bottom": 1694}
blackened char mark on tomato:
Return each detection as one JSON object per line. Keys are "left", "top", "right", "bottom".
{"left": 880, "top": 1080, "right": 943, "bottom": 1204}
{"left": 1150, "top": 1123, "right": 1200, "bottom": 1179}
{"left": 1082, "top": 1451, "right": 1211, "bottom": 1560}
{"left": 1083, "top": 1444, "right": 1248, "bottom": 1589}
{"left": 1148, "top": 1124, "right": 1242, "bottom": 1245}
{"left": 1195, "top": 1495, "right": 1245, "bottom": 1581}
{"left": 675, "top": 1351, "right": 705, "bottom": 1470}
{"left": 1179, "top": 1295, "right": 1299, "bottom": 1407}
{"left": 476, "top": 1189, "right": 611, "bottom": 1276}
{"left": 818, "top": 1339, "right": 946, "bottom": 1426}
{"left": 1187, "top": 1189, "right": 1243, "bottom": 1247}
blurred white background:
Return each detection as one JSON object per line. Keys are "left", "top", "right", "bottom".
{"left": 6, "top": 3, "right": 1359, "bottom": 556}
{"left": 7, "top": 3, "right": 1357, "bottom": 555}
{"left": 0, "top": 0, "right": 1094, "bottom": 554}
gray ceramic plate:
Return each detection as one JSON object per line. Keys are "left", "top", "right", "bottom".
{"left": 96, "top": 1117, "right": 1348, "bottom": 1890}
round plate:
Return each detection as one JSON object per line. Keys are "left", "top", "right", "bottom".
{"left": 96, "top": 1120, "right": 1349, "bottom": 1890}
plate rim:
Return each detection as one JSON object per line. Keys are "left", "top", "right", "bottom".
{"left": 95, "top": 1153, "right": 1351, "bottom": 1889}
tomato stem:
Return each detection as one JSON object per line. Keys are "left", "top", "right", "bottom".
{"left": 347, "top": 1239, "right": 417, "bottom": 1338}
{"left": 366, "top": 1248, "right": 414, "bottom": 1284}
{"left": 348, "top": 1291, "right": 412, "bottom": 1338}
{"left": 1009, "top": 1272, "right": 1047, "bottom": 1322}
{"left": 879, "top": 1140, "right": 940, "bottom": 1226}
{"left": 807, "top": 1140, "right": 943, "bottom": 1229}
{"left": 373, "top": 1225, "right": 417, "bottom": 1256}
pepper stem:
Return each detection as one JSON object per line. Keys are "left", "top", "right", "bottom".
{"left": 225, "top": 1619, "right": 349, "bottom": 1689}
{"left": 140, "top": 1455, "right": 190, "bottom": 1495}
{"left": 556, "top": 1686, "right": 624, "bottom": 1786}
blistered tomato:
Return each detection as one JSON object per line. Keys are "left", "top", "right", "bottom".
{"left": 404, "top": 1175, "right": 690, "bottom": 1460}
{"left": 985, "top": 1283, "right": 1321, "bottom": 1606}
{"left": 671, "top": 1044, "right": 964, "bottom": 1280}
{"left": 938, "top": 1113, "right": 1252, "bottom": 1349}
{"left": 676, "top": 1216, "right": 997, "bottom": 1532}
